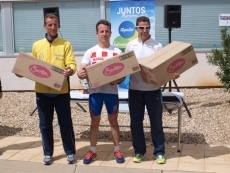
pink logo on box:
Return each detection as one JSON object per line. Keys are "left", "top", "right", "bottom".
{"left": 145, "top": 72, "right": 151, "bottom": 78}
{"left": 103, "top": 63, "right": 124, "bottom": 76}
{"left": 29, "top": 64, "right": 51, "bottom": 78}
{"left": 167, "top": 58, "right": 185, "bottom": 73}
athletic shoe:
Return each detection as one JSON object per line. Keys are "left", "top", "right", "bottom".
{"left": 83, "top": 151, "right": 97, "bottom": 164}
{"left": 43, "top": 155, "right": 53, "bottom": 165}
{"left": 67, "top": 154, "right": 76, "bottom": 164}
{"left": 156, "top": 155, "right": 166, "bottom": 164}
{"left": 133, "top": 153, "right": 144, "bottom": 163}
{"left": 114, "top": 150, "right": 125, "bottom": 163}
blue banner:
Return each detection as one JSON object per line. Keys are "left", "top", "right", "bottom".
{"left": 110, "top": 0, "right": 155, "bottom": 52}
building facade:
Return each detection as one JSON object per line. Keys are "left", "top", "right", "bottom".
{"left": 1, "top": 0, "right": 229, "bottom": 90}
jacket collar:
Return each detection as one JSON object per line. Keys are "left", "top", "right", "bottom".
{"left": 45, "top": 33, "right": 58, "bottom": 43}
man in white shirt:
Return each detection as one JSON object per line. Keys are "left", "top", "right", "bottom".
{"left": 77, "top": 20, "right": 125, "bottom": 164}
{"left": 125, "top": 16, "right": 179, "bottom": 164}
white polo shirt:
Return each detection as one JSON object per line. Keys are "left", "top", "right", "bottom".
{"left": 81, "top": 44, "right": 122, "bottom": 94}
{"left": 125, "top": 37, "right": 163, "bottom": 91}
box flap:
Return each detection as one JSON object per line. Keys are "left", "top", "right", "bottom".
{"left": 144, "top": 42, "right": 193, "bottom": 69}
{"left": 139, "top": 41, "right": 182, "bottom": 65}
{"left": 85, "top": 50, "right": 140, "bottom": 88}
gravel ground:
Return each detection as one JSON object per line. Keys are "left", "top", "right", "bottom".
{"left": 0, "top": 87, "right": 230, "bottom": 145}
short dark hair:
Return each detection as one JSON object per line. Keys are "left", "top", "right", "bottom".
{"left": 44, "top": 13, "right": 59, "bottom": 25}
{"left": 96, "top": 20, "right": 111, "bottom": 33}
{"left": 136, "top": 16, "right": 150, "bottom": 26}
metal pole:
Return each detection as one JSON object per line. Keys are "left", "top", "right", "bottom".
{"left": 169, "top": 28, "right": 172, "bottom": 43}
{"left": 168, "top": 28, "right": 172, "bottom": 92}
{"left": 164, "top": 28, "right": 192, "bottom": 118}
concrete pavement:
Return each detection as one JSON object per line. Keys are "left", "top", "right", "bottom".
{"left": 0, "top": 136, "right": 229, "bottom": 173}
{"left": 0, "top": 160, "right": 206, "bottom": 173}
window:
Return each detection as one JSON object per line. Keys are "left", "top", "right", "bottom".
{"left": 13, "top": 1, "right": 101, "bottom": 53}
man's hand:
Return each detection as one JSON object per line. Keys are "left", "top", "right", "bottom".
{"left": 173, "top": 73, "right": 180, "bottom": 80}
{"left": 77, "top": 66, "right": 88, "bottom": 80}
{"left": 63, "top": 66, "right": 73, "bottom": 77}
{"left": 111, "top": 77, "right": 126, "bottom": 85}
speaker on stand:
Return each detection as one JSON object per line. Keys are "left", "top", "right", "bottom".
{"left": 162, "top": 5, "right": 192, "bottom": 118}
{"left": 164, "top": 5, "right": 181, "bottom": 29}
{"left": 163, "top": 5, "right": 181, "bottom": 92}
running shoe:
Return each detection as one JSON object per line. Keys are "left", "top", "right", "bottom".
{"left": 83, "top": 150, "right": 97, "bottom": 164}
{"left": 114, "top": 150, "right": 125, "bottom": 163}
{"left": 156, "top": 155, "right": 166, "bottom": 164}
{"left": 133, "top": 153, "right": 144, "bottom": 163}
{"left": 43, "top": 155, "right": 53, "bottom": 165}
{"left": 67, "top": 154, "right": 76, "bottom": 164}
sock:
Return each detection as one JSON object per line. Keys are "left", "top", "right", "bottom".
{"left": 90, "top": 146, "right": 96, "bottom": 153}
{"left": 114, "top": 146, "right": 120, "bottom": 152}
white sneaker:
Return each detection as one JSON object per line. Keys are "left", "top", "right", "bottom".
{"left": 43, "top": 155, "right": 53, "bottom": 165}
{"left": 67, "top": 154, "right": 76, "bottom": 164}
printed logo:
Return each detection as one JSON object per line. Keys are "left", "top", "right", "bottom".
{"left": 29, "top": 64, "right": 51, "bottom": 78}
{"left": 118, "top": 21, "right": 135, "bottom": 38}
{"left": 117, "top": 7, "right": 146, "bottom": 16}
{"left": 38, "top": 54, "right": 44, "bottom": 60}
{"left": 54, "top": 53, "right": 64, "bottom": 60}
{"left": 103, "top": 63, "right": 124, "bottom": 76}
{"left": 167, "top": 58, "right": 185, "bottom": 73}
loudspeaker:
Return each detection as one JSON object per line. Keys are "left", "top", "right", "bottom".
{"left": 164, "top": 5, "right": 181, "bottom": 28}
{"left": 43, "top": 7, "right": 60, "bottom": 28}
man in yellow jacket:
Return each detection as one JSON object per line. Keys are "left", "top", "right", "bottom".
{"left": 28, "top": 13, "right": 76, "bottom": 165}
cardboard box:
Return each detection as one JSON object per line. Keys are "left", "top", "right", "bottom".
{"left": 86, "top": 50, "right": 140, "bottom": 88}
{"left": 139, "top": 41, "right": 198, "bottom": 87}
{"left": 12, "top": 52, "right": 66, "bottom": 91}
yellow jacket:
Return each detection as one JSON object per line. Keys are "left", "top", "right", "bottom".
{"left": 32, "top": 37, "right": 76, "bottom": 94}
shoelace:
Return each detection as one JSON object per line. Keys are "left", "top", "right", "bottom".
{"left": 68, "top": 154, "right": 74, "bottom": 158}
{"left": 135, "top": 154, "right": 142, "bottom": 158}
{"left": 86, "top": 151, "right": 94, "bottom": 158}
{"left": 114, "top": 150, "right": 123, "bottom": 158}
{"left": 157, "top": 155, "right": 163, "bottom": 159}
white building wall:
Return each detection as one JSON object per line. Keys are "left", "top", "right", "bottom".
{"left": 0, "top": 52, "right": 221, "bottom": 91}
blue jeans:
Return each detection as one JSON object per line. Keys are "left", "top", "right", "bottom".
{"left": 36, "top": 93, "right": 76, "bottom": 156}
{"left": 128, "top": 89, "right": 165, "bottom": 156}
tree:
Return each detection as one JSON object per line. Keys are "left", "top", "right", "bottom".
{"left": 206, "top": 27, "right": 230, "bottom": 91}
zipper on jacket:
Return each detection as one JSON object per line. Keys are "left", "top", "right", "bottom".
{"left": 49, "top": 42, "right": 52, "bottom": 93}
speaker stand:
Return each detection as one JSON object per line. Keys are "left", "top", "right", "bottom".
{"left": 168, "top": 28, "right": 172, "bottom": 43}
{"left": 162, "top": 80, "right": 192, "bottom": 118}
{"left": 161, "top": 28, "right": 192, "bottom": 118}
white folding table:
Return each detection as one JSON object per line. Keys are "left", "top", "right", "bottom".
{"left": 70, "top": 87, "right": 184, "bottom": 152}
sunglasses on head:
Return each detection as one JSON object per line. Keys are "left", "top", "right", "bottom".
{"left": 136, "top": 26, "right": 151, "bottom": 30}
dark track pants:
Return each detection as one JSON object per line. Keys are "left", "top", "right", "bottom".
{"left": 128, "top": 89, "right": 165, "bottom": 156}
{"left": 36, "top": 93, "right": 76, "bottom": 156}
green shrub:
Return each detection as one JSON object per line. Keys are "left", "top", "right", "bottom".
{"left": 206, "top": 27, "right": 230, "bottom": 91}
